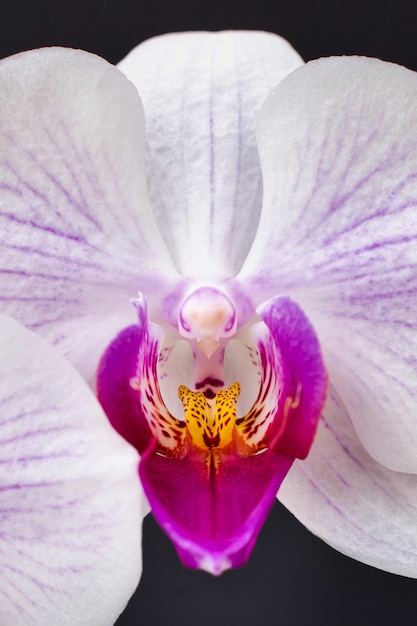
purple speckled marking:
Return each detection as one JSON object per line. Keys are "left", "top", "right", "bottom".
{"left": 195, "top": 377, "right": 223, "bottom": 390}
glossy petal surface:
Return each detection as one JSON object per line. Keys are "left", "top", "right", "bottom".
{"left": 0, "top": 47, "right": 181, "bottom": 381}
{"left": 279, "top": 386, "right": 417, "bottom": 578}
{"left": 97, "top": 324, "right": 153, "bottom": 454}
{"left": 256, "top": 296, "right": 327, "bottom": 458}
{"left": 118, "top": 31, "right": 303, "bottom": 282}
{"left": 140, "top": 446, "right": 293, "bottom": 574}
{"left": 236, "top": 57, "right": 417, "bottom": 471}
{"left": 0, "top": 314, "right": 145, "bottom": 625}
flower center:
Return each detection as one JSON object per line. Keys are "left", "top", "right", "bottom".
{"left": 178, "top": 382, "right": 240, "bottom": 451}
{"left": 178, "top": 285, "right": 237, "bottom": 358}
{"left": 119, "top": 288, "right": 306, "bottom": 471}
{"left": 97, "top": 291, "right": 328, "bottom": 575}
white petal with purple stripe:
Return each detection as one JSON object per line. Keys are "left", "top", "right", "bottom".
{"left": 118, "top": 31, "right": 303, "bottom": 282}
{"left": 0, "top": 314, "right": 145, "bottom": 625}
{"left": 236, "top": 57, "right": 417, "bottom": 471}
{"left": 0, "top": 47, "right": 182, "bottom": 381}
{"left": 279, "top": 387, "right": 417, "bottom": 578}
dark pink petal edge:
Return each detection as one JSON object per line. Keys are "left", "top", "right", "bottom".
{"left": 97, "top": 316, "right": 153, "bottom": 454}
{"left": 258, "top": 296, "right": 328, "bottom": 458}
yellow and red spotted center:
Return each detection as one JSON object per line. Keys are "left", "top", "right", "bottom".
{"left": 178, "top": 382, "right": 241, "bottom": 451}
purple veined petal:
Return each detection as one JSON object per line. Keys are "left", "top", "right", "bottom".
{"left": 118, "top": 31, "right": 303, "bottom": 283}
{"left": 234, "top": 57, "right": 417, "bottom": 472}
{"left": 279, "top": 386, "right": 417, "bottom": 578}
{"left": 0, "top": 313, "right": 146, "bottom": 625}
{"left": 0, "top": 47, "right": 184, "bottom": 381}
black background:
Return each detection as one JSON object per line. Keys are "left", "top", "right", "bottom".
{"left": 1, "top": 1, "right": 417, "bottom": 624}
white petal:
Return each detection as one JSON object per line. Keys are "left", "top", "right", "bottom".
{"left": 279, "top": 386, "right": 417, "bottom": 578}
{"left": 0, "top": 47, "right": 182, "bottom": 380}
{"left": 0, "top": 314, "right": 145, "bottom": 625}
{"left": 235, "top": 57, "right": 417, "bottom": 471}
{"left": 118, "top": 31, "right": 303, "bottom": 282}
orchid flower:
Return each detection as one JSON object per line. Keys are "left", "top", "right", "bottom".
{"left": 0, "top": 29, "right": 417, "bottom": 623}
